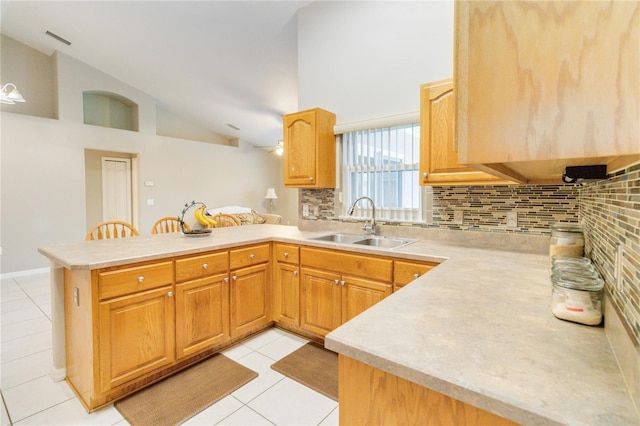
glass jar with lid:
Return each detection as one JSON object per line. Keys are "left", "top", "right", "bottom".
{"left": 549, "top": 223, "right": 584, "bottom": 262}
{"left": 551, "top": 275, "right": 603, "bottom": 326}
{"left": 551, "top": 255, "right": 592, "bottom": 266}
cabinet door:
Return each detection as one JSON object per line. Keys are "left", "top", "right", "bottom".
{"left": 230, "top": 263, "right": 271, "bottom": 337}
{"left": 419, "top": 80, "right": 507, "bottom": 186}
{"left": 300, "top": 267, "right": 342, "bottom": 337}
{"left": 175, "top": 273, "right": 230, "bottom": 359}
{"left": 456, "top": 1, "right": 640, "bottom": 182}
{"left": 342, "top": 276, "right": 392, "bottom": 323}
{"left": 274, "top": 262, "right": 300, "bottom": 327}
{"left": 98, "top": 286, "right": 175, "bottom": 392}
{"left": 283, "top": 108, "right": 336, "bottom": 188}
{"left": 284, "top": 110, "right": 317, "bottom": 186}
{"left": 393, "top": 260, "right": 438, "bottom": 291}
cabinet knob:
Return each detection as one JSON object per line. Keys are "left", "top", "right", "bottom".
{"left": 232, "top": 275, "right": 237, "bottom": 281}
{"left": 340, "top": 280, "right": 346, "bottom": 286}
{"left": 334, "top": 279, "right": 340, "bottom": 285}
{"left": 414, "top": 273, "right": 420, "bottom": 279}
{"left": 309, "top": 177, "right": 314, "bottom": 181}
{"left": 284, "top": 252, "right": 289, "bottom": 258}
{"left": 249, "top": 254, "right": 255, "bottom": 260}
{"left": 167, "top": 291, "right": 173, "bottom": 297}
{"left": 423, "top": 172, "right": 428, "bottom": 178}
{"left": 203, "top": 263, "right": 208, "bottom": 270}
{"left": 293, "top": 270, "right": 298, "bottom": 276}
{"left": 138, "top": 276, "right": 144, "bottom": 283}
{"left": 224, "top": 277, "right": 229, "bottom": 283}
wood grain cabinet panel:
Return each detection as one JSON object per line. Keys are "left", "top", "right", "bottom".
{"left": 393, "top": 260, "right": 439, "bottom": 292}
{"left": 274, "top": 243, "right": 301, "bottom": 327}
{"left": 283, "top": 108, "right": 337, "bottom": 188}
{"left": 419, "top": 79, "right": 511, "bottom": 186}
{"left": 230, "top": 244, "right": 270, "bottom": 269}
{"left": 175, "top": 251, "right": 228, "bottom": 282}
{"left": 455, "top": 1, "right": 640, "bottom": 183}
{"left": 299, "top": 247, "right": 395, "bottom": 338}
{"left": 230, "top": 263, "right": 271, "bottom": 337}
{"left": 98, "top": 286, "right": 175, "bottom": 393}
{"left": 175, "top": 273, "right": 230, "bottom": 359}
{"left": 98, "top": 261, "right": 173, "bottom": 300}
{"left": 339, "top": 355, "right": 518, "bottom": 425}
{"left": 342, "top": 276, "right": 392, "bottom": 323}
{"left": 300, "top": 267, "right": 342, "bottom": 337}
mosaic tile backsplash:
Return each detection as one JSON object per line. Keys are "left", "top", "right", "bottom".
{"left": 301, "top": 164, "right": 640, "bottom": 345}
{"left": 300, "top": 185, "right": 581, "bottom": 235}
{"left": 580, "top": 163, "right": 640, "bottom": 345}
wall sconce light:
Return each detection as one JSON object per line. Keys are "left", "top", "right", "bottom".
{"left": 1, "top": 83, "right": 26, "bottom": 105}
{"left": 264, "top": 188, "right": 278, "bottom": 213}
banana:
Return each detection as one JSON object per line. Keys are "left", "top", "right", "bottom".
{"left": 194, "top": 205, "right": 210, "bottom": 226}
{"left": 203, "top": 212, "right": 218, "bottom": 227}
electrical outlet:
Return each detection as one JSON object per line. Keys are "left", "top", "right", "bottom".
{"left": 302, "top": 204, "right": 309, "bottom": 217}
{"left": 312, "top": 206, "right": 319, "bottom": 216}
{"left": 506, "top": 211, "right": 518, "bottom": 227}
{"left": 453, "top": 210, "right": 463, "bottom": 224}
{"left": 615, "top": 243, "right": 624, "bottom": 291}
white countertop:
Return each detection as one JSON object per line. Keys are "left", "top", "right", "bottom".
{"left": 39, "top": 225, "right": 639, "bottom": 425}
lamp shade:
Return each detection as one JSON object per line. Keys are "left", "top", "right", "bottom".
{"left": 265, "top": 188, "right": 278, "bottom": 199}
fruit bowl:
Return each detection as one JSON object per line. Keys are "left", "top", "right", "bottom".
{"left": 178, "top": 200, "right": 215, "bottom": 237}
{"left": 183, "top": 229, "right": 212, "bottom": 238}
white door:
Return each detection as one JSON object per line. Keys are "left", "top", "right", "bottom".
{"left": 102, "top": 157, "right": 132, "bottom": 223}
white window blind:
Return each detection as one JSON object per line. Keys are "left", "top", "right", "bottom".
{"left": 341, "top": 122, "right": 422, "bottom": 222}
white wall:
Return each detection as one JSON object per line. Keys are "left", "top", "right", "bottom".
{"left": 297, "top": 0, "right": 454, "bottom": 123}
{"left": 1, "top": 50, "right": 291, "bottom": 274}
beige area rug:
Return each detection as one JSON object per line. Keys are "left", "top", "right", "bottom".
{"left": 115, "top": 354, "right": 257, "bottom": 425}
{"left": 271, "top": 342, "right": 339, "bottom": 401}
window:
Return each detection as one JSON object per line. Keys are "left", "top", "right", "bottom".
{"left": 341, "top": 122, "right": 423, "bottom": 222}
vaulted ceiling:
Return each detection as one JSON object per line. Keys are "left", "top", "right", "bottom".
{"left": 1, "top": 1, "right": 313, "bottom": 148}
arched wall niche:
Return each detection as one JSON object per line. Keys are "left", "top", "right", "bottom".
{"left": 83, "top": 90, "right": 139, "bottom": 131}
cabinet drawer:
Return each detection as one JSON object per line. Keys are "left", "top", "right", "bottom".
{"left": 394, "top": 260, "right": 438, "bottom": 288}
{"left": 230, "top": 244, "right": 270, "bottom": 269}
{"left": 175, "top": 251, "right": 228, "bottom": 282}
{"left": 300, "top": 247, "right": 393, "bottom": 282}
{"left": 99, "top": 261, "right": 174, "bottom": 300}
{"left": 274, "top": 243, "right": 299, "bottom": 264}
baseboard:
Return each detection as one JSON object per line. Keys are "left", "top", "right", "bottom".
{"left": 1, "top": 267, "right": 50, "bottom": 280}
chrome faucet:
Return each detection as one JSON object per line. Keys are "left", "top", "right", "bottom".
{"left": 347, "top": 196, "right": 377, "bottom": 235}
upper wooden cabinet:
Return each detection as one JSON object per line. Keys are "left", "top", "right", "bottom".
{"left": 455, "top": 1, "right": 640, "bottom": 184}
{"left": 419, "top": 79, "right": 512, "bottom": 186}
{"left": 283, "top": 108, "right": 337, "bottom": 188}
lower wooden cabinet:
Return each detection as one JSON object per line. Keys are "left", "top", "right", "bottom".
{"left": 299, "top": 247, "right": 394, "bottom": 338}
{"left": 339, "top": 355, "right": 518, "bottom": 425}
{"left": 175, "top": 273, "right": 230, "bottom": 359}
{"left": 230, "top": 263, "right": 271, "bottom": 337}
{"left": 300, "top": 268, "right": 343, "bottom": 336}
{"left": 393, "top": 259, "right": 439, "bottom": 292}
{"left": 274, "top": 243, "right": 301, "bottom": 327}
{"left": 342, "top": 275, "right": 392, "bottom": 323}
{"left": 98, "top": 285, "right": 175, "bottom": 393}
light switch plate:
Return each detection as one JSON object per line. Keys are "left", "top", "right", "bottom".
{"left": 302, "top": 204, "right": 309, "bottom": 217}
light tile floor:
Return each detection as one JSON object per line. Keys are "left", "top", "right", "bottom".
{"left": 1, "top": 271, "right": 339, "bottom": 425}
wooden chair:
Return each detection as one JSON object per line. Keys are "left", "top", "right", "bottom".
{"left": 211, "top": 213, "right": 241, "bottom": 227}
{"left": 151, "top": 217, "right": 190, "bottom": 234}
{"left": 85, "top": 220, "right": 139, "bottom": 241}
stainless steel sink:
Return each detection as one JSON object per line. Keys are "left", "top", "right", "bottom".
{"left": 309, "top": 233, "right": 417, "bottom": 250}
{"left": 310, "top": 233, "right": 367, "bottom": 244}
{"left": 352, "top": 236, "right": 417, "bottom": 250}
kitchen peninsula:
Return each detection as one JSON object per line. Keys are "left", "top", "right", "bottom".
{"left": 38, "top": 225, "right": 638, "bottom": 424}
